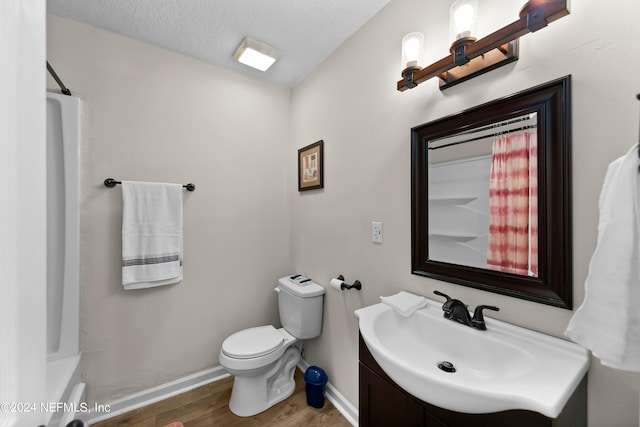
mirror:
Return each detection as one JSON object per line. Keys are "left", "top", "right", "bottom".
{"left": 411, "top": 76, "right": 572, "bottom": 308}
{"left": 427, "top": 112, "right": 538, "bottom": 274}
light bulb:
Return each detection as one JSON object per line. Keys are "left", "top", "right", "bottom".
{"left": 450, "top": 0, "right": 479, "bottom": 44}
{"left": 402, "top": 32, "right": 425, "bottom": 70}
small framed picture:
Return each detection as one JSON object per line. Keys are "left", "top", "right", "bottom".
{"left": 298, "top": 140, "right": 324, "bottom": 191}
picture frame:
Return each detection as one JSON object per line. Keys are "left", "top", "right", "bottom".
{"left": 298, "top": 140, "right": 324, "bottom": 191}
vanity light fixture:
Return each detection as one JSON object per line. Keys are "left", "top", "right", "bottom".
{"left": 233, "top": 37, "right": 279, "bottom": 72}
{"left": 398, "top": 0, "right": 570, "bottom": 91}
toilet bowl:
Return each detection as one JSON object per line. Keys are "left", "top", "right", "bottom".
{"left": 220, "top": 327, "right": 301, "bottom": 416}
{"left": 219, "top": 276, "right": 325, "bottom": 417}
{"left": 219, "top": 326, "right": 298, "bottom": 376}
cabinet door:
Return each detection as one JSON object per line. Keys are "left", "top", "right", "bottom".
{"left": 424, "top": 412, "right": 448, "bottom": 427}
{"left": 360, "top": 362, "right": 424, "bottom": 427}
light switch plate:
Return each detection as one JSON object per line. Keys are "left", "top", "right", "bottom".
{"left": 372, "top": 221, "right": 383, "bottom": 243}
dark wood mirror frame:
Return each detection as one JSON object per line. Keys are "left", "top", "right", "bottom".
{"left": 411, "top": 76, "right": 572, "bottom": 309}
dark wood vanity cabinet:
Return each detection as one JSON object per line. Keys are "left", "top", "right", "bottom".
{"left": 359, "top": 333, "right": 587, "bottom": 427}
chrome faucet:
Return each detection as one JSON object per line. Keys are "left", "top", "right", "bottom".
{"left": 433, "top": 291, "right": 499, "bottom": 331}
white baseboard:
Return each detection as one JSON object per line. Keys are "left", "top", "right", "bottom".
{"left": 86, "top": 366, "right": 229, "bottom": 425}
{"left": 86, "top": 361, "right": 358, "bottom": 427}
{"left": 297, "top": 359, "right": 359, "bottom": 427}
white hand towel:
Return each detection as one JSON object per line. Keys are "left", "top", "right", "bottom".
{"left": 380, "top": 291, "right": 427, "bottom": 317}
{"left": 565, "top": 145, "right": 640, "bottom": 371}
{"left": 121, "top": 181, "right": 183, "bottom": 290}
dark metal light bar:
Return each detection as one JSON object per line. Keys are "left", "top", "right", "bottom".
{"left": 397, "top": 0, "right": 570, "bottom": 92}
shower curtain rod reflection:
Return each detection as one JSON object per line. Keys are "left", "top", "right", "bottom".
{"left": 104, "top": 178, "right": 196, "bottom": 192}
{"left": 47, "top": 61, "right": 71, "bottom": 96}
{"left": 428, "top": 124, "right": 538, "bottom": 150}
{"left": 428, "top": 115, "right": 538, "bottom": 151}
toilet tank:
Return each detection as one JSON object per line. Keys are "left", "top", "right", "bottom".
{"left": 276, "top": 276, "right": 325, "bottom": 339}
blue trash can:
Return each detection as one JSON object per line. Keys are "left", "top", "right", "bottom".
{"left": 304, "top": 366, "right": 328, "bottom": 408}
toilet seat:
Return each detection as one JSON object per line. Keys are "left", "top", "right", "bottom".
{"left": 222, "top": 325, "right": 284, "bottom": 359}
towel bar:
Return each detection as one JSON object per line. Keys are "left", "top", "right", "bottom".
{"left": 104, "top": 178, "right": 196, "bottom": 192}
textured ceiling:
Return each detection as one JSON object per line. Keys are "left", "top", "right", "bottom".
{"left": 47, "top": 0, "right": 390, "bottom": 87}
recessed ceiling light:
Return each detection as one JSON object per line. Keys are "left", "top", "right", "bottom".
{"left": 233, "top": 37, "right": 279, "bottom": 72}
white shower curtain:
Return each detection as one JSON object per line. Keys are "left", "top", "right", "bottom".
{"left": 0, "top": 1, "right": 47, "bottom": 426}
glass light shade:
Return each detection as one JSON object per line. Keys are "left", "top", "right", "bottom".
{"left": 233, "top": 37, "right": 279, "bottom": 72}
{"left": 237, "top": 48, "right": 276, "bottom": 71}
{"left": 449, "top": 0, "right": 479, "bottom": 44}
{"left": 402, "top": 32, "right": 425, "bottom": 70}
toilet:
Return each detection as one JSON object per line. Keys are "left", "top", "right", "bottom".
{"left": 219, "top": 275, "right": 325, "bottom": 417}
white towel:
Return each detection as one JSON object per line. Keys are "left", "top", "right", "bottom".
{"left": 380, "top": 291, "right": 427, "bottom": 317}
{"left": 121, "top": 181, "right": 183, "bottom": 290}
{"left": 565, "top": 145, "right": 640, "bottom": 371}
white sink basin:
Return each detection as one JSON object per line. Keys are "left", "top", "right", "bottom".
{"left": 355, "top": 298, "right": 589, "bottom": 418}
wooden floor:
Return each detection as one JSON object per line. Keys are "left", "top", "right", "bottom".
{"left": 91, "top": 370, "right": 352, "bottom": 427}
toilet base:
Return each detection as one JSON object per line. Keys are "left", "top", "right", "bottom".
{"left": 228, "top": 345, "right": 301, "bottom": 417}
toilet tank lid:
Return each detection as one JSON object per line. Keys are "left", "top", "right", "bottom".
{"left": 278, "top": 276, "right": 325, "bottom": 298}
